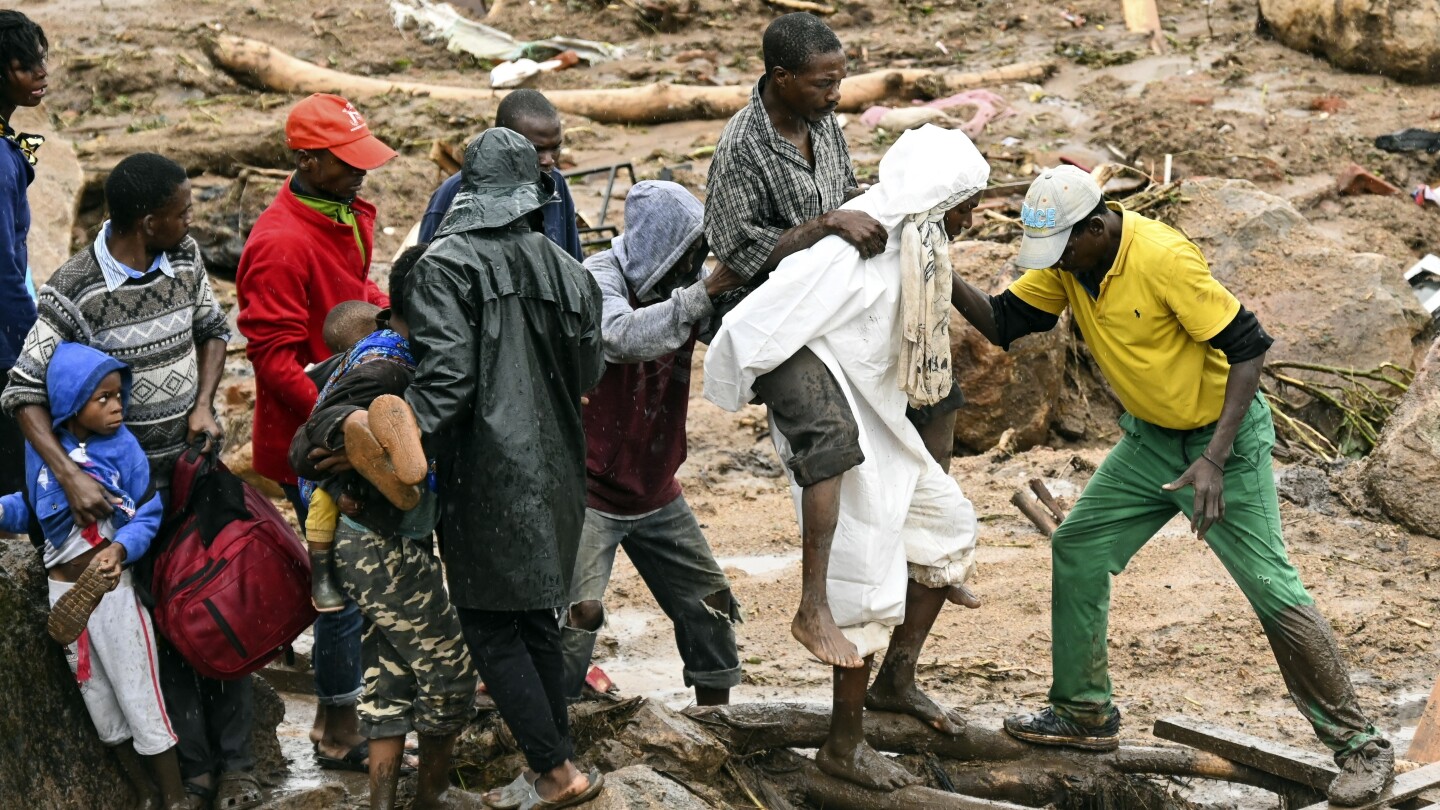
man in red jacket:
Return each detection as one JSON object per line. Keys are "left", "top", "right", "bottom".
{"left": 236, "top": 92, "right": 395, "bottom": 774}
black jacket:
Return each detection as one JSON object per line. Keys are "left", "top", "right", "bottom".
{"left": 289, "top": 354, "right": 415, "bottom": 538}
{"left": 405, "top": 221, "right": 604, "bottom": 611}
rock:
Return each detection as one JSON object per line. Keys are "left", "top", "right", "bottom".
{"left": 948, "top": 240, "right": 1070, "bottom": 453}
{"left": 254, "top": 784, "right": 349, "bottom": 810}
{"left": 583, "top": 765, "right": 712, "bottom": 810}
{"left": 615, "top": 701, "right": 728, "bottom": 781}
{"left": 1359, "top": 337, "right": 1440, "bottom": 537}
{"left": 1258, "top": 0, "right": 1440, "bottom": 84}
{"left": 1274, "top": 463, "right": 1335, "bottom": 512}
{"left": 0, "top": 538, "right": 132, "bottom": 809}
{"left": 1173, "top": 179, "right": 1428, "bottom": 372}
{"left": 251, "top": 674, "right": 289, "bottom": 786}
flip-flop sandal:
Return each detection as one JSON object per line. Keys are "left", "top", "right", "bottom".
{"left": 366, "top": 394, "right": 426, "bottom": 485}
{"left": 344, "top": 412, "right": 422, "bottom": 510}
{"left": 47, "top": 557, "right": 117, "bottom": 644}
{"left": 314, "top": 741, "right": 419, "bottom": 774}
{"left": 215, "top": 770, "right": 263, "bottom": 810}
{"left": 315, "top": 740, "right": 370, "bottom": 773}
{"left": 520, "top": 770, "right": 605, "bottom": 810}
{"left": 485, "top": 772, "right": 536, "bottom": 810}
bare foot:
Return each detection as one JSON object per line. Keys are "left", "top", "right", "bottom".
{"left": 866, "top": 679, "right": 965, "bottom": 735}
{"left": 947, "top": 584, "right": 980, "bottom": 609}
{"left": 535, "top": 767, "right": 591, "bottom": 804}
{"left": 816, "top": 738, "right": 918, "bottom": 790}
{"left": 792, "top": 604, "right": 864, "bottom": 668}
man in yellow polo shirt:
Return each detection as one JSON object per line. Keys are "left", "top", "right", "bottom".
{"left": 948, "top": 166, "right": 1393, "bottom": 805}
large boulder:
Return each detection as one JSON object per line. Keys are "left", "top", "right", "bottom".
{"left": 1173, "top": 179, "right": 1428, "bottom": 371}
{"left": 948, "top": 241, "right": 1070, "bottom": 453}
{"left": 0, "top": 539, "right": 132, "bottom": 808}
{"left": 1259, "top": 0, "right": 1440, "bottom": 84}
{"left": 584, "top": 765, "right": 713, "bottom": 810}
{"left": 1359, "top": 337, "right": 1440, "bottom": 537}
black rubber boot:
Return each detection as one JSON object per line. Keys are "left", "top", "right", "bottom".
{"left": 310, "top": 547, "right": 346, "bottom": 613}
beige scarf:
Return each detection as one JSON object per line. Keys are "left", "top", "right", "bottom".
{"left": 899, "top": 190, "right": 968, "bottom": 408}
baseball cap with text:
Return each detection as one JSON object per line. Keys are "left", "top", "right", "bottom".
{"left": 1014, "top": 165, "right": 1102, "bottom": 270}
{"left": 285, "top": 93, "right": 398, "bottom": 172}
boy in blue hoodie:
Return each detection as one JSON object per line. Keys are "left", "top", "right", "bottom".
{"left": 0, "top": 341, "right": 189, "bottom": 810}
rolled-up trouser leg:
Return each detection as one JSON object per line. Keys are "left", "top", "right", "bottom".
{"left": 622, "top": 496, "right": 742, "bottom": 690}
{"left": 752, "top": 346, "right": 864, "bottom": 487}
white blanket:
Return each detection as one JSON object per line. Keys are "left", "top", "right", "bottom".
{"left": 704, "top": 125, "right": 989, "bottom": 655}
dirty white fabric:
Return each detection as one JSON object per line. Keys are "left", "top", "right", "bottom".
{"left": 704, "top": 125, "right": 989, "bottom": 657}
{"left": 898, "top": 189, "right": 966, "bottom": 407}
{"left": 49, "top": 571, "right": 177, "bottom": 755}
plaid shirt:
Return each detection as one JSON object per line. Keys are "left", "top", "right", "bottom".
{"left": 704, "top": 77, "right": 856, "bottom": 286}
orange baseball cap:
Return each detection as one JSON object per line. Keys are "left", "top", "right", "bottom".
{"left": 285, "top": 93, "right": 398, "bottom": 171}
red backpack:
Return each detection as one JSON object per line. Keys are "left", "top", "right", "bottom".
{"left": 151, "top": 442, "right": 317, "bottom": 680}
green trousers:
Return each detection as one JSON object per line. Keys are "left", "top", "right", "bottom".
{"left": 1049, "top": 395, "right": 1379, "bottom": 755}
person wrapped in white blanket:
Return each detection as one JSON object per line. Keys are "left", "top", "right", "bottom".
{"left": 705, "top": 124, "right": 989, "bottom": 790}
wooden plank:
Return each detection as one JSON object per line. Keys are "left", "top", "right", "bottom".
{"left": 1409, "top": 674, "right": 1440, "bottom": 763}
{"left": 1297, "top": 761, "right": 1440, "bottom": 810}
{"left": 1153, "top": 717, "right": 1336, "bottom": 790}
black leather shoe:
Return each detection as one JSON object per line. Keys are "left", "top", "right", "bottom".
{"left": 1003, "top": 706, "right": 1121, "bottom": 751}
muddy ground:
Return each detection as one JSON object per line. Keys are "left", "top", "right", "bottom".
{"left": 13, "top": 0, "right": 1440, "bottom": 804}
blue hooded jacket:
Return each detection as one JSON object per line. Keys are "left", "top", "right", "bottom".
{"left": 0, "top": 342, "right": 162, "bottom": 563}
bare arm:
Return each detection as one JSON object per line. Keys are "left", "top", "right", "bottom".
{"left": 949, "top": 271, "right": 1002, "bottom": 345}
{"left": 16, "top": 404, "right": 113, "bottom": 526}
{"left": 187, "top": 337, "right": 227, "bottom": 448}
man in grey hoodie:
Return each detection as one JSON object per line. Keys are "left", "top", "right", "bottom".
{"left": 563, "top": 180, "right": 744, "bottom": 706}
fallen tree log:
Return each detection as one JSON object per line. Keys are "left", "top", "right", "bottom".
{"left": 204, "top": 34, "right": 1055, "bottom": 125}
{"left": 688, "top": 703, "right": 1307, "bottom": 797}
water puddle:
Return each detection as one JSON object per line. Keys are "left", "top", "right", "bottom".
{"left": 716, "top": 552, "right": 800, "bottom": 578}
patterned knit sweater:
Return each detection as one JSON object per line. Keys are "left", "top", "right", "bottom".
{"left": 1, "top": 236, "right": 230, "bottom": 474}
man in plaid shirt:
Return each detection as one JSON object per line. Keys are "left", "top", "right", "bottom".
{"left": 703, "top": 13, "right": 977, "bottom": 780}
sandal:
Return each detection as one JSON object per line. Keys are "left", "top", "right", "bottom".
{"left": 314, "top": 740, "right": 370, "bottom": 773}
{"left": 47, "top": 557, "right": 116, "bottom": 644}
{"left": 519, "top": 769, "right": 605, "bottom": 810}
{"left": 485, "top": 772, "right": 536, "bottom": 810}
{"left": 214, "top": 770, "right": 262, "bottom": 810}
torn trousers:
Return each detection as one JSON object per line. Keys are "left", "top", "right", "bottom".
{"left": 561, "top": 495, "right": 742, "bottom": 698}
{"left": 1048, "top": 395, "right": 1380, "bottom": 755}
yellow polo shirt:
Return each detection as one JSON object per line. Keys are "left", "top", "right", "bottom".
{"left": 1008, "top": 206, "right": 1239, "bottom": 430}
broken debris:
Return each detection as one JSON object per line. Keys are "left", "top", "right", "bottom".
{"left": 1336, "top": 163, "right": 1401, "bottom": 196}
{"left": 391, "top": 0, "right": 624, "bottom": 65}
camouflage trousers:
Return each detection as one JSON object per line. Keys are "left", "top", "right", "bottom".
{"left": 334, "top": 519, "right": 477, "bottom": 739}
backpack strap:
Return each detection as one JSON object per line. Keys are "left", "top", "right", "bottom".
{"left": 166, "top": 437, "right": 214, "bottom": 517}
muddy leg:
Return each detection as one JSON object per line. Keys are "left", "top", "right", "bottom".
{"left": 368, "top": 736, "right": 404, "bottom": 810}
{"left": 792, "top": 476, "right": 863, "bottom": 669}
{"left": 414, "top": 732, "right": 485, "bottom": 810}
{"left": 113, "top": 743, "right": 161, "bottom": 810}
{"left": 143, "top": 748, "right": 188, "bottom": 810}
{"left": 816, "top": 656, "right": 918, "bottom": 790}
{"left": 867, "top": 580, "right": 964, "bottom": 734}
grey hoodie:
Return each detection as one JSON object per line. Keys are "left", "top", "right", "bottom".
{"left": 584, "top": 181, "right": 714, "bottom": 364}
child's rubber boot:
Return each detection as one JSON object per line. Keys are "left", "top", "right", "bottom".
{"left": 345, "top": 403, "right": 423, "bottom": 510}
{"left": 48, "top": 557, "right": 117, "bottom": 644}
{"left": 310, "top": 546, "right": 346, "bottom": 613}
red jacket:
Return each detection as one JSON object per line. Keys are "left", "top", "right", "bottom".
{"left": 236, "top": 182, "right": 388, "bottom": 485}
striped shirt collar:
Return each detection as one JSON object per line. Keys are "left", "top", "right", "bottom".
{"left": 95, "top": 220, "right": 175, "bottom": 293}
